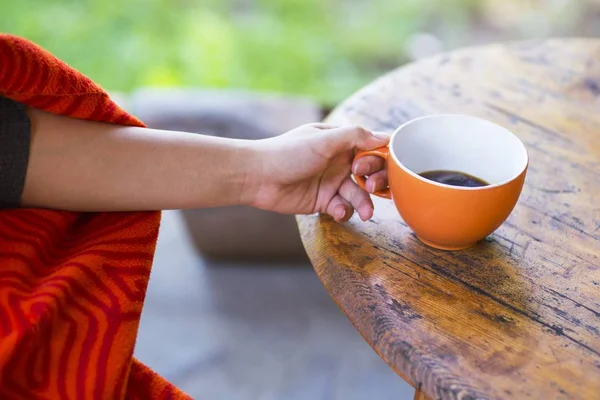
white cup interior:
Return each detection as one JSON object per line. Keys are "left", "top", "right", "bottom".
{"left": 390, "top": 114, "right": 528, "bottom": 188}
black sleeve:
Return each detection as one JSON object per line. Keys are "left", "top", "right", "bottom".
{"left": 0, "top": 96, "right": 31, "bottom": 209}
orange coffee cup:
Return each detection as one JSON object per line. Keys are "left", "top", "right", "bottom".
{"left": 353, "top": 114, "right": 528, "bottom": 250}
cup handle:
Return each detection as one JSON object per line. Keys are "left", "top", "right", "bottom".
{"left": 352, "top": 147, "right": 391, "bottom": 199}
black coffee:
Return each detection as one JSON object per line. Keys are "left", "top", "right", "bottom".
{"left": 419, "top": 170, "right": 489, "bottom": 187}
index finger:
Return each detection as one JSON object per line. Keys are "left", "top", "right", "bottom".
{"left": 352, "top": 155, "right": 386, "bottom": 176}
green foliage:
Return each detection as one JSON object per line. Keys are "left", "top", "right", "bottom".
{"left": 2, "top": 0, "right": 476, "bottom": 105}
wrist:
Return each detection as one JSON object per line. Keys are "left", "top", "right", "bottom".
{"left": 238, "top": 139, "right": 268, "bottom": 208}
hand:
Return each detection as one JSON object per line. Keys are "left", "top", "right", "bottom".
{"left": 249, "top": 123, "right": 391, "bottom": 222}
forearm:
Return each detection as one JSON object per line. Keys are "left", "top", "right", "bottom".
{"left": 22, "top": 107, "right": 258, "bottom": 211}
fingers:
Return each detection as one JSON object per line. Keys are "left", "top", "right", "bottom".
{"left": 352, "top": 154, "right": 388, "bottom": 194}
{"left": 364, "top": 169, "right": 388, "bottom": 193}
{"left": 325, "top": 194, "right": 353, "bottom": 223}
{"left": 326, "top": 125, "right": 391, "bottom": 154}
{"left": 352, "top": 155, "right": 385, "bottom": 177}
{"left": 338, "top": 177, "right": 374, "bottom": 221}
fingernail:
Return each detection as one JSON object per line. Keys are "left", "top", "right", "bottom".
{"left": 336, "top": 206, "right": 346, "bottom": 221}
{"left": 367, "top": 180, "right": 376, "bottom": 193}
{"left": 358, "top": 202, "right": 373, "bottom": 221}
{"left": 359, "top": 203, "right": 373, "bottom": 221}
{"left": 372, "top": 131, "right": 391, "bottom": 141}
{"left": 353, "top": 163, "right": 368, "bottom": 176}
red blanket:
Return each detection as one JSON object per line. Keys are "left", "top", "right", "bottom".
{"left": 0, "top": 34, "right": 191, "bottom": 399}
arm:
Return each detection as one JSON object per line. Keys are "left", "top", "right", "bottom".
{"left": 22, "top": 107, "right": 390, "bottom": 221}
{"left": 23, "top": 107, "right": 258, "bottom": 211}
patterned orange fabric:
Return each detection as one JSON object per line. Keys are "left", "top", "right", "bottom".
{"left": 0, "top": 34, "right": 192, "bottom": 399}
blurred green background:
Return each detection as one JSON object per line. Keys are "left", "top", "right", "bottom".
{"left": 3, "top": 0, "right": 600, "bottom": 106}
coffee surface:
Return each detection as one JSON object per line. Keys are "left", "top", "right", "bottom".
{"left": 419, "top": 170, "right": 489, "bottom": 187}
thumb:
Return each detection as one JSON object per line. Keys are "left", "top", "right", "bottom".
{"left": 325, "top": 125, "right": 391, "bottom": 155}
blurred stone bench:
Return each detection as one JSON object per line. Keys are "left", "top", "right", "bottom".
{"left": 114, "top": 88, "right": 323, "bottom": 263}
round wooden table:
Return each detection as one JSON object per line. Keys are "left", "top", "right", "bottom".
{"left": 296, "top": 39, "right": 600, "bottom": 400}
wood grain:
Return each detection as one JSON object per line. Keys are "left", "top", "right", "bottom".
{"left": 297, "top": 39, "right": 600, "bottom": 400}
